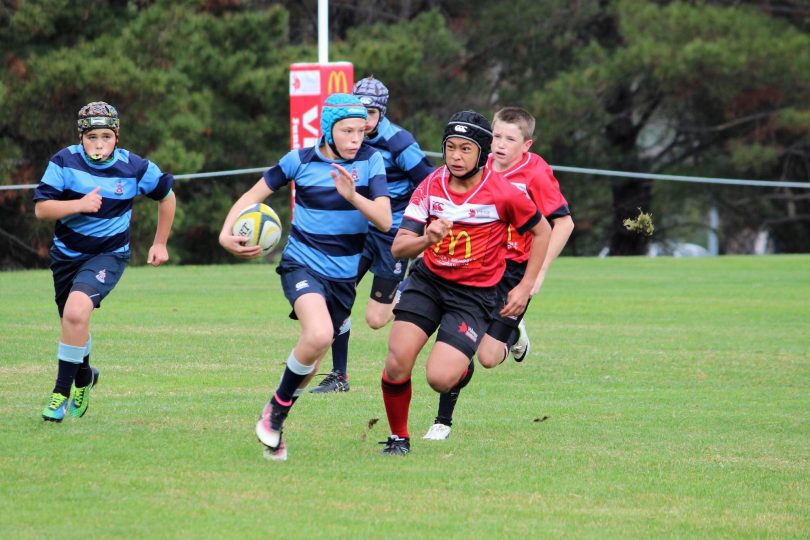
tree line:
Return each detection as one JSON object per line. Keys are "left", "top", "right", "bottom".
{"left": 1, "top": 0, "right": 808, "bottom": 268}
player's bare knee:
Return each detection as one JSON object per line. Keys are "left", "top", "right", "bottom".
{"left": 477, "top": 352, "right": 502, "bottom": 369}
{"left": 61, "top": 303, "right": 91, "bottom": 328}
{"left": 384, "top": 351, "right": 413, "bottom": 381}
{"left": 384, "top": 364, "right": 410, "bottom": 382}
{"left": 365, "top": 311, "right": 390, "bottom": 330}
{"left": 303, "top": 328, "right": 333, "bottom": 352}
{"left": 426, "top": 376, "right": 455, "bottom": 394}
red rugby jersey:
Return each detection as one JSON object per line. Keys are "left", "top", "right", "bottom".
{"left": 487, "top": 153, "right": 570, "bottom": 264}
{"left": 401, "top": 165, "right": 540, "bottom": 287}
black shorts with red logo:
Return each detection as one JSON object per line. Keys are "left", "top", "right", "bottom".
{"left": 393, "top": 260, "right": 498, "bottom": 359}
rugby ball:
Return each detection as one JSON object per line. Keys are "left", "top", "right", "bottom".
{"left": 232, "top": 203, "right": 282, "bottom": 255}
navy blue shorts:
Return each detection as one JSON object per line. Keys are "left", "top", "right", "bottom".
{"left": 361, "top": 228, "right": 409, "bottom": 282}
{"left": 393, "top": 262, "right": 497, "bottom": 359}
{"left": 50, "top": 250, "right": 131, "bottom": 318}
{"left": 277, "top": 260, "right": 357, "bottom": 338}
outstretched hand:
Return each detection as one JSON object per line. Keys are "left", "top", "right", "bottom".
{"left": 331, "top": 163, "right": 356, "bottom": 202}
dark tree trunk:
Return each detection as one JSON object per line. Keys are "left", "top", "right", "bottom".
{"left": 604, "top": 86, "right": 654, "bottom": 256}
{"left": 609, "top": 180, "right": 653, "bottom": 255}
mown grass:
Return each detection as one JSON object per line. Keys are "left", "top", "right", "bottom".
{"left": 1, "top": 256, "right": 808, "bottom": 538}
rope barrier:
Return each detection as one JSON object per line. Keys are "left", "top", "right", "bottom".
{"left": 2, "top": 155, "right": 807, "bottom": 190}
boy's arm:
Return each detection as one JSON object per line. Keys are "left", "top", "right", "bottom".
{"left": 147, "top": 190, "right": 176, "bottom": 267}
{"left": 218, "top": 177, "right": 274, "bottom": 259}
{"left": 501, "top": 216, "right": 551, "bottom": 317}
{"left": 331, "top": 163, "right": 392, "bottom": 232}
{"left": 391, "top": 218, "right": 452, "bottom": 259}
{"left": 34, "top": 187, "right": 102, "bottom": 221}
{"left": 532, "top": 214, "right": 574, "bottom": 294}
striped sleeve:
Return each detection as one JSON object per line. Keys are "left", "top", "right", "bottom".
{"left": 139, "top": 160, "right": 174, "bottom": 201}
{"left": 33, "top": 156, "right": 66, "bottom": 202}
{"left": 263, "top": 150, "right": 300, "bottom": 192}
{"left": 367, "top": 151, "right": 389, "bottom": 200}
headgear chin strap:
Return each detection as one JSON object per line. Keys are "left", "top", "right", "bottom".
{"left": 442, "top": 110, "right": 493, "bottom": 179}
{"left": 328, "top": 141, "right": 342, "bottom": 159}
{"left": 454, "top": 164, "right": 482, "bottom": 180}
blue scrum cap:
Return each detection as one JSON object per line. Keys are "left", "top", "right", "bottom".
{"left": 320, "top": 93, "right": 368, "bottom": 145}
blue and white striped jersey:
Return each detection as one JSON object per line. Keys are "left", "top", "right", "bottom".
{"left": 33, "top": 145, "right": 173, "bottom": 259}
{"left": 263, "top": 141, "right": 388, "bottom": 282}
{"left": 365, "top": 117, "right": 433, "bottom": 233}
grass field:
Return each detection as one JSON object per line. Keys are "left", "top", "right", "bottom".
{"left": 1, "top": 256, "right": 808, "bottom": 538}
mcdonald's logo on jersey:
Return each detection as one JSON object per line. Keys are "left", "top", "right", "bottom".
{"left": 447, "top": 230, "right": 472, "bottom": 258}
{"left": 433, "top": 229, "right": 472, "bottom": 259}
{"left": 327, "top": 70, "right": 350, "bottom": 94}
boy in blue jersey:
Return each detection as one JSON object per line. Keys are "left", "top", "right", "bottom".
{"left": 34, "top": 101, "right": 176, "bottom": 422}
{"left": 219, "top": 93, "right": 391, "bottom": 461}
{"left": 310, "top": 77, "right": 433, "bottom": 394}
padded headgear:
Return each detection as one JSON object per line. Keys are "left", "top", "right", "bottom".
{"left": 320, "top": 93, "right": 368, "bottom": 145}
{"left": 353, "top": 77, "right": 389, "bottom": 117}
{"left": 77, "top": 101, "right": 119, "bottom": 135}
{"left": 442, "top": 110, "right": 492, "bottom": 171}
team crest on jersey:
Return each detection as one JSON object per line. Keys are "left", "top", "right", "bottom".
{"left": 351, "top": 168, "right": 359, "bottom": 181}
{"left": 457, "top": 320, "right": 478, "bottom": 342}
{"left": 115, "top": 181, "right": 124, "bottom": 196}
{"left": 393, "top": 262, "right": 402, "bottom": 275}
{"left": 95, "top": 269, "right": 107, "bottom": 284}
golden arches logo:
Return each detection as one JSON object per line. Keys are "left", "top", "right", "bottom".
{"left": 327, "top": 71, "right": 350, "bottom": 94}
{"left": 433, "top": 229, "right": 472, "bottom": 258}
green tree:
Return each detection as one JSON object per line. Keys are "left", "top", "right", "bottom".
{"left": 1, "top": 1, "right": 808, "bottom": 267}
{"left": 0, "top": 1, "right": 294, "bottom": 265}
{"left": 340, "top": 9, "right": 466, "bottom": 146}
{"left": 529, "top": 0, "right": 810, "bottom": 253}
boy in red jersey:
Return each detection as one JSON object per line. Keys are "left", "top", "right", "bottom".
{"left": 379, "top": 110, "right": 552, "bottom": 455}
{"left": 423, "top": 106, "right": 575, "bottom": 441}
